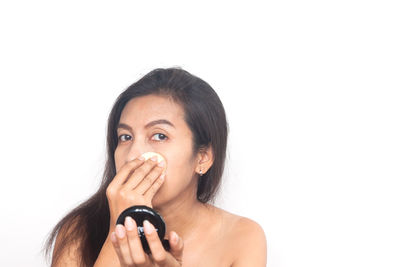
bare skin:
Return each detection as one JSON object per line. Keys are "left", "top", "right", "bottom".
{"left": 53, "top": 94, "right": 267, "bottom": 266}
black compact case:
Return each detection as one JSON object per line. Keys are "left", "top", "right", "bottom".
{"left": 116, "top": 205, "right": 170, "bottom": 254}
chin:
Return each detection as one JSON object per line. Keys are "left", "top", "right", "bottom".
{"left": 151, "top": 193, "right": 166, "bottom": 209}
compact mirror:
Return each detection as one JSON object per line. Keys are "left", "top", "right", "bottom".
{"left": 116, "top": 205, "right": 170, "bottom": 254}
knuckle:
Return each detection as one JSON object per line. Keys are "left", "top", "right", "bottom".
{"left": 128, "top": 158, "right": 142, "bottom": 166}
{"left": 123, "top": 160, "right": 140, "bottom": 172}
{"left": 106, "top": 186, "right": 115, "bottom": 197}
{"left": 133, "top": 256, "right": 146, "bottom": 265}
{"left": 124, "top": 259, "right": 134, "bottom": 266}
{"left": 153, "top": 166, "right": 163, "bottom": 175}
{"left": 154, "top": 251, "right": 167, "bottom": 264}
{"left": 143, "top": 176, "right": 154, "bottom": 186}
{"left": 122, "top": 161, "right": 135, "bottom": 172}
{"left": 126, "top": 195, "right": 136, "bottom": 203}
{"left": 118, "top": 190, "right": 129, "bottom": 199}
{"left": 147, "top": 158, "right": 158, "bottom": 164}
{"left": 134, "top": 168, "right": 146, "bottom": 178}
{"left": 149, "top": 169, "right": 162, "bottom": 181}
{"left": 118, "top": 190, "right": 125, "bottom": 197}
{"left": 126, "top": 228, "right": 137, "bottom": 237}
{"left": 128, "top": 158, "right": 139, "bottom": 165}
{"left": 156, "top": 164, "right": 165, "bottom": 171}
{"left": 146, "top": 160, "right": 158, "bottom": 168}
{"left": 119, "top": 190, "right": 137, "bottom": 202}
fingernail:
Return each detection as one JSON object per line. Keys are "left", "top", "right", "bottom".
{"left": 159, "top": 173, "right": 166, "bottom": 180}
{"left": 151, "top": 155, "right": 158, "bottom": 162}
{"left": 125, "top": 216, "right": 134, "bottom": 231}
{"left": 172, "top": 231, "right": 179, "bottom": 245}
{"left": 110, "top": 232, "right": 117, "bottom": 242}
{"left": 138, "top": 155, "right": 145, "bottom": 161}
{"left": 157, "top": 160, "right": 165, "bottom": 167}
{"left": 143, "top": 220, "right": 154, "bottom": 234}
{"left": 115, "top": 224, "right": 126, "bottom": 238}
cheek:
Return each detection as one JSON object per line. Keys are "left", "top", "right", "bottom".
{"left": 166, "top": 159, "right": 192, "bottom": 182}
{"left": 114, "top": 147, "right": 125, "bottom": 173}
{"left": 165, "top": 146, "right": 193, "bottom": 172}
{"left": 162, "top": 150, "right": 196, "bottom": 191}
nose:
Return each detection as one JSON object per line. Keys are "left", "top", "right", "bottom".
{"left": 125, "top": 138, "right": 148, "bottom": 163}
{"left": 127, "top": 149, "right": 144, "bottom": 163}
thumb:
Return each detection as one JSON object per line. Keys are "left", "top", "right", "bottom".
{"left": 168, "top": 231, "right": 184, "bottom": 263}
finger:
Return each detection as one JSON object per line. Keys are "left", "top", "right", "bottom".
{"left": 143, "top": 172, "right": 165, "bottom": 200}
{"left": 168, "top": 231, "right": 184, "bottom": 263}
{"left": 122, "top": 156, "right": 163, "bottom": 190}
{"left": 135, "top": 162, "right": 166, "bottom": 195}
{"left": 112, "top": 224, "right": 134, "bottom": 266}
{"left": 110, "top": 232, "right": 125, "bottom": 264}
{"left": 124, "top": 216, "right": 148, "bottom": 266}
{"left": 108, "top": 157, "right": 145, "bottom": 190}
{"left": 143, "top": 220, "right": 171, "bottom": 266}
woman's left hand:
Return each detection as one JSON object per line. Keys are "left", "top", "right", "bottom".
{"left": 110, "top": 216, "right": 184, "bottom": 266}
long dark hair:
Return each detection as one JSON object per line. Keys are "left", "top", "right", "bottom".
{"left": 42, "top": 67, "right": 229, "bottom": 266}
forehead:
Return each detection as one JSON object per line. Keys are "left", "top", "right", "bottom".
{"left": 119, "top": 94, "right": 185, "bottom": 126}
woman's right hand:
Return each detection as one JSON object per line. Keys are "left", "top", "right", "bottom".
{"left": 106, "top": 155, "right": 166, "bottom": 232}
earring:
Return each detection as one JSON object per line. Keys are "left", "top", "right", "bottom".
{"left": 199, "top": 167, "right": 203, "bottom": 176}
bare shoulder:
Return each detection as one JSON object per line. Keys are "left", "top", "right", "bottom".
{"left": 210, "top": 205, "right": 266, "bottom": 241}
{"left": 210, "top": 206, "right": 267, "bottom": 266}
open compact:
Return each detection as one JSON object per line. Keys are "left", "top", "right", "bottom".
{"left": 116, "top": 205, "right": 170, "bottom": 254}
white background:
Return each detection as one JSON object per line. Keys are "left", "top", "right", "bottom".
{"left": 0, "top": 1, "right": 399, "bottom": 266}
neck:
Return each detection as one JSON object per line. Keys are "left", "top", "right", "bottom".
{"left": 154, "top": 187, "right": 211, "bottom": 243}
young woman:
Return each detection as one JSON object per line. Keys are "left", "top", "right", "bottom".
{"left": 44, "top": 67, "right": 267, "bottom": 266}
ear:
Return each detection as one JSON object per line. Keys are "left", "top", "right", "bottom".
{"left": 196, "top": 145, "right": 214, "bottom": 176}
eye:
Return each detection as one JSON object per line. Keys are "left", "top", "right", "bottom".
{"left": 118, "top": 134, "right": 132, "bottom": 142}
{"left": 152, "top": 133, "right": 168, "bottom": 141}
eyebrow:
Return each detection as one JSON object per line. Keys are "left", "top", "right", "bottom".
{"left": 117, "top": 119, "right": 175, "bottom": 131}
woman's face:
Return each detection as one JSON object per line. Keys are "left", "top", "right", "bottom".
{"left": 114, "top": 94, "right": 198, "bottom": 206}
